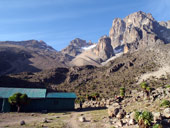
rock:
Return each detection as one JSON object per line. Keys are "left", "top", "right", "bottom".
{"left": 43, "top": 118, "right": 48, "bottom": 123}
{"left": 93, "top": 36, "right": 115, "bottom": 61}
{"left": 129, "top": 119, "right": 136, "bottom": 125}
{"left": 20, "top": 120, "right": 25, "bottom": 125}
{"left": 163, "top": 108, "right": 170, "bottom": 118}
{"left": 116, "top": 109, "right": 126, "bottom": 119}
{"left": 162, "top": 119, "right": 170, "bottom": 125}
{"left": 79, "top": 116, "right": 86, "bottom": 122}
{"left": 125, "top": 114, "right": 130, "bottom": 118}
{"left": 31, "top": 113, "right": 35, "bottom": 116}
{"left": 130, "top": 111, "right": 136, "bottom": 120}
{"left": 153, "top": 112, "right": 162, "bottom": 123}
{"left": 115, "top": 120, "right": 123, "bottom": 127}
{"left": 108, "top": 106, "right": 120, "bottom": 117}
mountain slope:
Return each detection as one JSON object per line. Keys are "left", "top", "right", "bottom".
{"left": 0, "top": 40, "right": 70, "bottom": 76}
{"left": 2, "top": 43, "right": 170, "bottom": 97}
{"left": 70, "top": 36, "right": 115, "bottom": 66}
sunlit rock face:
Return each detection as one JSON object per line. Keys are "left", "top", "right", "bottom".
{"left": 93, "top": 36, "right": 115, "bottom": 61}
{"left": 109, "top": 11, "right": 170, "bottom": 53}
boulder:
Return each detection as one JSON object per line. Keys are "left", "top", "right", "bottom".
{"left": 43, "top": 118, "right": 48, "bottom": 123}
{"left": 129, "top": 119, "right": 136, "bottom": 125}
{"left": 153, "top": 112, "right": 162, "bottom": 123}
{"left": 79, "top": 116, "right": 86, "bottom": 122}
{"left": 115, "top": 120, "right": 123, "bottom": 127}
{"left": 130, "top": 111, "right": 136, "bottom": 120}
{"left": 116, "top": 109, "right": 126, "bottom": 119}
{"left": 163, "top": 108, "right": 170, "bottom": 118}
{"left": 20, "top": 120, "right": 25, "bottom": 125}
{"left": 108, "top": 106, "right": 120, "bottom": 117}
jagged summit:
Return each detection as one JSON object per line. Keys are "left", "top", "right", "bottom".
{"left": 109, "top": 11, "right": 170, "bottom": 53}
{"left": 61, "top": 38, "right": 93, "bottom": 57}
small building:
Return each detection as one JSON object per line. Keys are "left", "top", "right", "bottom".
{"left": 0, "top": 87, "right": 76, "bottom": 112}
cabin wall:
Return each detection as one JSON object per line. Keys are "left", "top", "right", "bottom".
{"left": 0, "top": 98, "right": 3, "bottom": 112}
{"left": 22, "top": 98, "right": 75, "bottom": 112}
{"left": 0, "top": 98, "right": 11, "bottom": 112}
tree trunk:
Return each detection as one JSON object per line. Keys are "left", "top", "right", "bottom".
{"left": 17, "top": 105, "right": 21, "bottom": 112}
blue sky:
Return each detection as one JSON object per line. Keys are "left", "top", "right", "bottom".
{"left": 0, "top": 0, "right": 169, "bottom": 50}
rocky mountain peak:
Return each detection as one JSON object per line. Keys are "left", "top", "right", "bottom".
{"left": 70, "top": 38, "right": 87, "bottom": 47}
{"left": 93, "top": 36, "right": 115, "bottom": 61}
{"left": 124, "top": 11, "right": 155, "bottom": 27}
{"left": 109, "top": 11, "right": 170, "bottom": 53}
{"left": 61, "top": 38, "right": 93, "bottom": 57}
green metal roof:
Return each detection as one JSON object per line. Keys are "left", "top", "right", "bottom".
{"left": 0, "top": 87, "right": 46, "bottom": 98}
{"left": 47, "top": 92, "right": 76, "bottom": 99}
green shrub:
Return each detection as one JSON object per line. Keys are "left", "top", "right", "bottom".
{"left": 165, "top": 85, "right": 170, "bottom": 88}
{"left": 120, "top": 87, "right": 125, "bottom": 98}
{"left": 160, "top": 100, "right": 170, "bottom": 108}
{"left": 135, "top": 111, "right": 153, "bottom": 128}
{"left": 152, "top": 124, "right": 163, "bottom": 128}
{"left": 8, "top": 93, "right": 30, "bottom": 112}
{"left": 146, "top": 87, "right": 151, "bottom": 92}
{"left": 75, "top": 96, "right": 85, "bottom": 104}
{"left": 140, "top": 82, "right": 148, "bottom": 89}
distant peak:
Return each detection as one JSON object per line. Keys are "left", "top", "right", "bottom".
{"left": 125, "top": 11, "right": 155, "bottom": 21}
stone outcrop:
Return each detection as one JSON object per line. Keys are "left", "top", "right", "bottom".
{"left": 70, "top": 36, "right": 115, "bottom": 66}
{"left": 93, "top": 36, "right": 115, "bottom": 61}
{"left": 109, "top": 11, "right": 170, "bottom": 53}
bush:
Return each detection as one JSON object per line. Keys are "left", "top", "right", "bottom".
{"left": 165, "top": 85, "right": 170, "bottom": 88}
{"left": 135, "top": 111, "right": 153, "bottom": 128}
{"left": 140, "top": 82, "right": 148, "bottom": 89}
{"left": 140, "top": 82, "right": 151, "bottom": 98}
{"left": 8, "top": 93, "right": 30, "bottom": 112}
{"left": 146, "top": 87, "right": 151, "bottom": 92}
{"left": 152, "top": 124, "right": 163, "bottom": 128}
{"left": 75, "top": 96, "right": 85, "bottom": 104}
{"left": 160, "top": 100, "right": 170, "bottom": 108}
{"left": 120, "top": 87, "right": 125, "bottom": 98}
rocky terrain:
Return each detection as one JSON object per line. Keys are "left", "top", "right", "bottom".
{"left": 0, "top": 86, "right": 169, "bottom": 128}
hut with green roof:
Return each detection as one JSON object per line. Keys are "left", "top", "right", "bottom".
{"left": 0, "top": 87, "right": 76, "bottom": 112}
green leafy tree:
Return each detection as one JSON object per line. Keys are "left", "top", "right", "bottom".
{"left": 8, "top": 93, "right": 30, "bottom": 112}
{"left": 135, "top": 111, "right": 153, "bottom": 128}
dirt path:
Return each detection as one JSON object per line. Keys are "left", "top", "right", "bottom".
{"left": 67, "top": 112, "right": 80, "bottom": 128}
